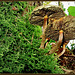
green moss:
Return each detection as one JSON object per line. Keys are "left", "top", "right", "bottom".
{"left": 0, "top": 1, "right": 64, "bottom": 74}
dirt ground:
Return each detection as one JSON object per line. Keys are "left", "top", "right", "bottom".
{"left": 59, "top": 48, "right": 75, "bottom": 74}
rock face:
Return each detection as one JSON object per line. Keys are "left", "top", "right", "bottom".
{"left": 29, "top": 5, "right": 65, "bottom": 26}
{"left": 29, "top": 5, "right": 75, "bottom": 41}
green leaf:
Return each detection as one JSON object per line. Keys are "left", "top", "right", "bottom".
{"left": 68, "top": 6, "right": 75, "bottom": 16}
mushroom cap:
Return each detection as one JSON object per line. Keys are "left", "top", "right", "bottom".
{"left": 45, "top": 15, "right": 75, "bottom": 41}
{"left": 29, "top": 5, "right": 65, "bottom": 26}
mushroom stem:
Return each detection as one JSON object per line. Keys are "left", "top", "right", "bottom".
{"left": 40, "top": 15, "right": 48, "bottom": 49}
{"left": 48, "top": 30, "right": 63, "bottom": 54}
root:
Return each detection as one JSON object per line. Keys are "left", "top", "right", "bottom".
{"left": 60, "top": 66, "right": 75, "bottom": 74}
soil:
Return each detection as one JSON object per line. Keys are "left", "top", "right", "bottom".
{"left": 58, "top": 48, "right": 75, "bottom": 74}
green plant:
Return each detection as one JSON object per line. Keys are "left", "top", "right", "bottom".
{"left": 0, "top": 1, "right": 64, "bottom": 73}
{"left": 70, "top": 43, "right": 75, "bottom": 50}
{"left": 68, "top": 6, "right": 75, "bottom": 16}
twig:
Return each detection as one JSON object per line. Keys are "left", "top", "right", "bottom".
{"left": 23, "top": 36, "right": 31, "bottom": 44}
{"left": 31, "top": 33, "right": 34, "bottom": 45}
{"left": 63, "top": 55, "right": 75, "bottom": 57}
{"left": 5, "top": 29, "right": 8, "bottom": 36}
{"left": 20, "top": 33, "right": 31, "bottom": 44}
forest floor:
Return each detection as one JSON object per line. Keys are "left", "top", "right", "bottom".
{"left": 58, "top": 49, "right": 75, "bottom": 74}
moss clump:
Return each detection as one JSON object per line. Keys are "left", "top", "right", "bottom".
{"left": 0, "top": 1, "right": 64, "bottom": 74}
